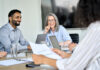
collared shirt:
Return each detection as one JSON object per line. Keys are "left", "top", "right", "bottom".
{"left": 56, "top": 21, "right": 100, "bottom": 70}
{"left": 0, "top": 23, "right": 29, "bottom": 53}
{"left": 46, "top": 25, "right": 72, "bottom": 46}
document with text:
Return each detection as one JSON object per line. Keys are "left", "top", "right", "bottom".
{"left": 0, "top": 58, "right": 32, "bottom": 66}
{"left": 30, "top": 42, "right": 62, "bottom": 59}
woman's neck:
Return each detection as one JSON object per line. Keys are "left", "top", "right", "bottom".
{"left": 51, "top": 28, "right": 55, "bottom": 32}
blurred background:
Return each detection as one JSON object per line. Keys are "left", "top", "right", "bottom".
{"left": 41, "top": 0, "right": 79, "bottom": 29}
{"left": 0, "top": 0, "right": 86, "bottom": 43}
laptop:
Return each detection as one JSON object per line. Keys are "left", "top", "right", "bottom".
{"left": 49, "top": 36, "right": 61, "bottom": 50}
{"left": 35, "top": 34, "right": 47, "bottom": 44}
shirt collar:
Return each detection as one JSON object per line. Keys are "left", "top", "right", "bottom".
{"left": 50, "top": 30, "right": 56, "bottom": 35}
{"left": 7, "top": 23, "right": 18, "bottom": 31}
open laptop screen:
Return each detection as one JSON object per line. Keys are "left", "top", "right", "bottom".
{"left": 49, "top": 36, "right": 61, "bottom": 50}
{"left": 35, "top": 34, "right": 47, "bottom": 44}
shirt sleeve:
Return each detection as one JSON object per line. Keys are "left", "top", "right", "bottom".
{"left": 56, "top": 23, "right": 100, "bottom": 70}
{"left": 0, "top": 29, "right": 11, "bottom": 53}
{"left": 56, "top": 59, "right": 69, "bottom": 70}
{"left": 60, "top": 26, "right": 72, "bottom": 42}
{"left": 19, "top": 30, "right": 29, "bottom": 49}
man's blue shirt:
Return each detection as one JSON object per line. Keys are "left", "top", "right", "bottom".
{"left": 0, "top": 23, "right": 29, "bottom": 53}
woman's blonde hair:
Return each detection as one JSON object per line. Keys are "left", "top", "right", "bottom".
{"left": 45, "top": 13, "right": 59, "bottom": 33}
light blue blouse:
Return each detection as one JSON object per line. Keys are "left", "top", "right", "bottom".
{"left": 46, "top": 25, "right": 72, "bottom": 46}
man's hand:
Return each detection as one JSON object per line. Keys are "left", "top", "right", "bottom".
{"left": 0, "top": 51, "right": 7, "bottom": 58}
{"left": 27, "top": 45, "right": 31, "bottom": 50}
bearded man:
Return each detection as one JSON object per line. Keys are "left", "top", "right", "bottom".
{"left": 0, "top": 9, "right": 31, "bottom": 54}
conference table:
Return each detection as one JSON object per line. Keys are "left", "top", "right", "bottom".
{"left": 0, "top": 50, "right": 56, "bottom": 70}
{"left": 0, "top": 62, "right": 56, "bottom": 70}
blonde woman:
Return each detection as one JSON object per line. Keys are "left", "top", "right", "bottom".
{"left": 44, "top": 13, "right": 72, "bottom": 47}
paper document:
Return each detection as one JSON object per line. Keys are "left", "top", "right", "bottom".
{"left": 0, "top": 58, "right": 32, "bottom": 66}
{"left": 30, "top": 42, "right": 62, "bottom": 59}
{"left": 7, "top": 53, "right": 26, "bottom": 58}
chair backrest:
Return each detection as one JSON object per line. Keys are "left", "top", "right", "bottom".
{"left": 70, "top": 33, "right": 79, "bottom": 43}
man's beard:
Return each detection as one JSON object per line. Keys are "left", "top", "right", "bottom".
{"left": 12, "top": 20, "right": 20, "bottom": 26}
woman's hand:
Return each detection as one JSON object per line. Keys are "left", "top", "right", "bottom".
{"left": 0, "top": 51, "right": 7, "bottom": 58}
{"left": 32, "top": 54, "right": 57, "bottom": 68}
{"left": 32, "top": 54, "right": 47, "bottom": 64}
{"left": 52, "top": 48, "right": 71, "bottom": 58}
{"left": 59, "top": 40, "right": 72, "bottom": 47}
{"left": 44, "top": 25, "right": 50, "bottom": 34}
{"left": 68, "top": 43, "right": 77, "bottom": 52}
{"left": 59, "top": 42, "right": 64, "bottom": 46}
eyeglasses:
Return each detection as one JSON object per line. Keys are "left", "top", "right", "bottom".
{"left": 48, "top": 19, "right": 55, "bottom": 22}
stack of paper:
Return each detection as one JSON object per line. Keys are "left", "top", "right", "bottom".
{"left": 0, "top": 58, "right": 33, "bottom": 66}
{"left": 30, "top": 42, "right": 62, "bottom": 59}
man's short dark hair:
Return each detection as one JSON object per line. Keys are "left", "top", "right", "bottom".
{"left": 8, "top": 9, "right": 21, "bottom": 22}
{"left": 8, "top": 9, "right": 21, "bottom": 17}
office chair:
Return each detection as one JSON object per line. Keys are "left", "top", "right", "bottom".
{"left": 70, "top": 33, "right": 79, "bottom": 43}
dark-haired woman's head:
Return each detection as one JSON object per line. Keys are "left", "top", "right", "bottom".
{"left": 74, "top": 0, "right": 100, "bottom": 27}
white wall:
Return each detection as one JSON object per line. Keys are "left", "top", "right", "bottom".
{"left": 0, "top": 0, "right": 42, "bottom": 42}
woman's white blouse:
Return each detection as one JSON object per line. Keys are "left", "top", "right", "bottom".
{"left": 56, "top": 21, "right": 100, "bottom": 70}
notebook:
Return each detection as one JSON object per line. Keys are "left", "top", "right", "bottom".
{"left": 49, "top": 36, "right": 61, "bottom": 50}
{"left": 35, "top": 34, "right": 47, "bottom": 44}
